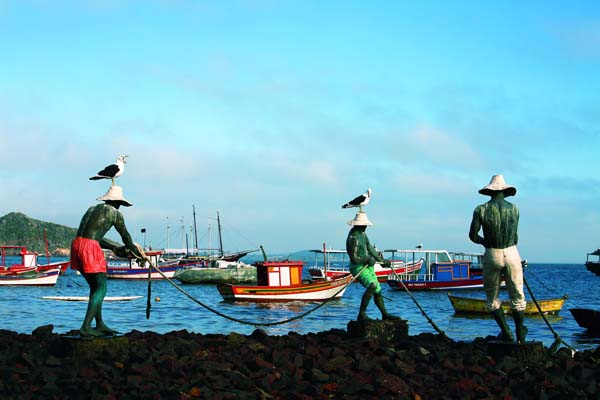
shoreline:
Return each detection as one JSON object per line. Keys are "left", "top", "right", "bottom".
{"left": 1, "top": 325, "right": 598, "bottom": 399}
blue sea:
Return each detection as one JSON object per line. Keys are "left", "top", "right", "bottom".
{"left": 2, "top": 259, "right": 600, "bottom": 352}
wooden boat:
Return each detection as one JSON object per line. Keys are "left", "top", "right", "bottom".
{"left": 217, "top": 256, "right": 352, "bottom": 302}
{"left": 173, "top": 259, "right": 257, "bottom": 284}
{"left": 106, "top": 250, "right": 180, "bottom": 279}
{"left": 0, "top": 267, "right": 60, "bottom": 286}
{"left": 42, "top": 295, "right": 142, "bottom": 301}
{"left": 386, "top": 249, "right": 490, "bottom": 291}
{"left": 570, "top": 308, "right": 600, "bottom": 332}
{"left": 0, "top": 245, "right": 70, "bottom": 274}
{"left": 585, "top": 249, "right": 600, "bottom": 275}
{"left": 307, "top": 247, "right": 424, "bottom": 282}
{"left": 448, "top": 293, "right": 567, "bottom": 315}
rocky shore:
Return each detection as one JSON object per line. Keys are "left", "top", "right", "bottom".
{"left": 0, "top": 325, "right": 598, "bottom": 399}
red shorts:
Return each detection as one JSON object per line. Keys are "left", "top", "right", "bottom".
{"left": 70, "top": 237, "right": 107, "bottom": 273}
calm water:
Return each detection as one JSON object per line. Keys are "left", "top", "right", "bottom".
{"left": 2, "top": 260, "right": 600, "bottom": 352}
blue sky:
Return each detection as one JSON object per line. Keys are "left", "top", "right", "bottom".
{"left": 0, "top": 1, "right": 599, "bottom": 262}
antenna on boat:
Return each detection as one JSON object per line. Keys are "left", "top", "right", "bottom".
{"left": 217, "top": 211, "right": 224, "bottom": 258}
{"left": 192, "top": 205, "right": 199, "bottom": 253}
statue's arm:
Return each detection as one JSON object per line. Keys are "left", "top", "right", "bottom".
{"left": 468, "top": 208, "right": 486, "bottom": 247}
{"left": 113, "top": 213, "right": 145, "bottom": 260}
{"left": 347, "top": 235, "right": 361, "bottom": 264}
{"left": 367, "top": 239, "right": 385, "bottom": 262}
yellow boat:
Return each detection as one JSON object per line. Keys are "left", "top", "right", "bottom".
{"left": 447, "top": 293, "right": 567, "bottom": 315}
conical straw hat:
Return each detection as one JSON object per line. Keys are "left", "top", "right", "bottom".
{"left": 347, "top": 211, "right": 373, "bottom": 226}
{"left": 97, "top": 185, "right": 133, "bottom": 207}
{"left": 478, "top": 174, "right": 516, "bottom": 197}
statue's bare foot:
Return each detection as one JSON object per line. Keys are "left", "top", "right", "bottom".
{"left": 383, "top": 314, "right": 402, "bottom": 321}
{"left": 96, "top": 323, "right": 118, "bottom": 335}
{"left": 80, "top": 327, "right": 104, "bottom": 337}
{"left": 357, "top": 314, "right": 373, "bottom": 322}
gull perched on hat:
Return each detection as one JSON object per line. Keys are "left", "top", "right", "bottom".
{"left": 90, "top": 155, "right": 128, "bottom": 185}
{"left": 478, "top": 174, "right": 516, "bottom": 197}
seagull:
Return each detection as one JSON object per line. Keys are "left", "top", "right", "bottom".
{"left": 341, "top": 188, "right": 372, "bottom": 212}
{"left": 89, "top": 155, "right": 128, "bottom": 185}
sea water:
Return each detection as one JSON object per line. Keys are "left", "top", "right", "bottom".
{"left": 1, "top": 260, "right": 599, "bottom": 352}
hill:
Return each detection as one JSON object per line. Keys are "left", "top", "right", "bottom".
{"left": 0, "top": 212, "right": 76, "bottom": 255}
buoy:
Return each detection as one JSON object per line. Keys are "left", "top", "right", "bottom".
{"left": 155, "top": 296, "right": 161, "bottom": 302}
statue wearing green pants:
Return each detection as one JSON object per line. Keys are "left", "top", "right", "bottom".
{"left": 346, "top": 212, "right": 399, "bottom": 321}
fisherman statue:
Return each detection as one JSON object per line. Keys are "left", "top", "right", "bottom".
{"left": 346, "top": 211, "right": 400, "bottom": 321}
{"left": 70, "top": 185, "right": 148, "bottom": 337}
{"left": 469, "top": 175, "right": 527, "bottom": 343}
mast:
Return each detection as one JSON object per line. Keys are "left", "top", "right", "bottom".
{"left": 192, "top": 205, "right": 198, "bottom": 253}
{"left": 323, "top": 242, "right": 327, "bottom": 281}
{"left": 217, "top": 211, "right": 224, "bottom": 257}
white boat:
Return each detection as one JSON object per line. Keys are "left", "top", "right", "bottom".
{"left": 0, "top": 267, "right": 60, "bottom": 286}
{"left": 42, "top": 295, "right": 142, "bottom": 301}
{"left": 173, "top": 259, "right": 257, "bottom": 284}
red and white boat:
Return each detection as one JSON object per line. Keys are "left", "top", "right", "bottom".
{"left": 106, "top": 250, "right": 180, "bottom": 280}
{"left": 0, "top": 245, "right": 69, "bottom": 275}
{"left": 307, "top": 247, "right": 424, "bottom": 282}
{"left": 217, "top": 258, "right": 352, "bottom": 302}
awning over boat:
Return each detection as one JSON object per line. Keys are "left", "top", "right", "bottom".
{"left": 589, "top": 249, "right": 600, "bottom": 256}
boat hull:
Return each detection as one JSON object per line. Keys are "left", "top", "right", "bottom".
{"left": 217, "top": 275, "right": 352, "bottom": 302}
{"left": 570, "top": 308, "right": 600, "bottom": 332}
{"left": 0, "top": 268, "right": 60, "bottom": 286}
{"left": 388, "top": 277, "right": 485, "bottom": 291}
{"left": 106, "top": 265, "right": 179, "bottom": 279}
{"left": 448, "top": 294, "right": 567, "bottom": 315}
{"left": 585, "top": 262, "right": 600, "bottom": 276}
{"left": 309, "top": 259, "right": 424, "bottom": 282}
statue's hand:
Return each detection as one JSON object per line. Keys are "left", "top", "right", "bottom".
{"left": 368, "top": 257, "right": 376, "bottom": 266}
{"left": 382, "top": 260, "right": 391, "bottom": 268}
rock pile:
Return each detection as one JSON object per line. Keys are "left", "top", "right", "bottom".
{"left": 0, "top": 325, "right": 597, "bottom": 399}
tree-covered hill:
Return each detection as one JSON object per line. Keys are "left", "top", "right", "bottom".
{"left": 0, "top": 212, "right": 76, "bottom": 255}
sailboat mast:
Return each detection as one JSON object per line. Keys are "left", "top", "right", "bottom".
{"left": 217, "top": 211, "right": 224, "bottom": 257}
{"left": 192, "top": 205, "right": 198, "bottom": 253}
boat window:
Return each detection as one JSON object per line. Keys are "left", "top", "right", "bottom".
{"left": 437, "top": 253, "right": 451, "bottom": 263}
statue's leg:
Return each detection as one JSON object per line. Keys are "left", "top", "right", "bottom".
{"left": 358, "top": 284, "right": 376, "bottom": 321}
{"left": 491, "top": 308, "right": 514, "bottom": 342}
{"left": 93, "top": 273, "right": 117, "bottom": 335}
{"left": 512, "top": 310, "right": 528, "bottom": 343}
{"left": 374, "top": 292, "right": 401, "bottom": 320}
{"left": 80, "top": 273, "right": 104, "bottom": 337}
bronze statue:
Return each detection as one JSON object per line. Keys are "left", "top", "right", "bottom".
{"left": 469, "top": 175, "right": 527, "bottom": 343}
{"left": 346, "top": 212, "right": 399, "bottom": 321}
{"left": 70, "top": 186, "right": 147, "bottom": 337}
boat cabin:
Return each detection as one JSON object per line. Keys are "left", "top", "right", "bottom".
{"left": 1, "top": 246, "right": 38, "bottom": 268}
{"left": 431, "top": 260, "right": 472, "bottom": 280}
{"left": 255, "top": 260, "right": 305, "bottom": 287}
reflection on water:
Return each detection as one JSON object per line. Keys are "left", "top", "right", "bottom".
{"left": 2, "top": 262, "right": 600, "bottom": 350}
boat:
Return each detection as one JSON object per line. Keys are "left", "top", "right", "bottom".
{"left": 0, "top": 267, "right": 60, "bottom": 286}
{"left": 41, "top": 295, "right": 142, "bottom": 301}
{"left": 106, "top": 250, "right": 180, "bottom": 279}
{"left": 173, "top": 259, "right": 257, "bottom": 284}
{"left": 570, "top": 308, "right": 600, "bottom": 332}
{"left": 386, "top": 249, "right": 491, "bottom": 291}
{"left": 217, "top": 246, "right": 352, "bottom": 302}
{"left": 585, "top": 249, "right": 600, "bottom": 275}
{"left": 307, "top": 247, "right": 424, "bottom": 282}
{"left": 448, "top": 293, "right": 567, "bottom": 315}
{"left": 0, "top": 245, "right": 70, "bottom": 274}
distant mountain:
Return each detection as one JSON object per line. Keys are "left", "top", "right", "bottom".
{"left": 0, "top": 212, "right": 76, "bottom": 255}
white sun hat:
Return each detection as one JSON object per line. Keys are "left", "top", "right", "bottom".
{"left": 478, "top": 174, "right": 517, "bottom": 197}
{"left": 347, "top": 211, "right": 373, "bottom": 226}
{"left": 97, "top": 185, "right": 133, "bottom": 207}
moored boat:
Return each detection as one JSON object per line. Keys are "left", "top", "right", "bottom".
{"left": 0, "top": 267, "right": 60, "bottom": 286}
{"left": 217, "top": 246, "right": 352, "bottom": 302}
{"left": 448, "top": 293, "right": 567, "bottom": 315}
{"left": 585, "top": 249, "right": 600, "bottom": 275}
{"left": 387, "top": 249, "right": 488, "bottom": 291}
{"left": 173, "top": 259, "right": 257, "bottom": 284}
{"left": 307, "top": 247, "right": 424, "bottom": 282}
{"left": 106, "top": 250, "right": 180, "bottom": 279}
{"left": 570, "top": 308, "right": 600, "bottom": 332}
{"left": 1, "top": 245, "right": 70, "bottom": 274}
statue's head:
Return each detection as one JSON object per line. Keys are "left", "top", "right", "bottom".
{"left": 347, "top": 211, "right": 373, "bottom": 227}
{"left": 97, "top": 185, "right": 133, "bottom": 207}
{"left": 478, "top": 174, "right": 516, "bottom": 197}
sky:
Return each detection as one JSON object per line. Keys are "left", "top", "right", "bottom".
{"left": 0, "top": 1, "right": 599, "bottom": 263}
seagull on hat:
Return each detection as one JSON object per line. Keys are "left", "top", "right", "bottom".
{"left": 89, "top": 155, "right": 128, "bottom": 185}
{"left": 341, "top": 188, "right": 372, "bottom": 212}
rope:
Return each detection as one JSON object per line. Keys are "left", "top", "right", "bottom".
{"left": 389, "top": 263, "right": 451, "bottom": 340}
{"left": 523, "top": 276, "right": 578, "bottom": 355}
{"left": 146, "top": 262, "right": 369, "bottom": 327}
